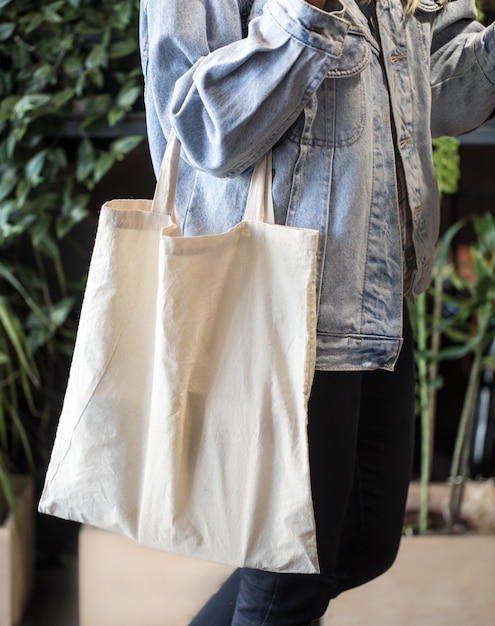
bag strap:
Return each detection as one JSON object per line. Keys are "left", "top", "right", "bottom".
{"left": 151, "top": 131, "right": 182, "bottom": 224}
{"left": 152, "top": 131, "right": 274, "bottom": 226}
{"left": 244, "top": 149, "right": 275, "bottom": 224}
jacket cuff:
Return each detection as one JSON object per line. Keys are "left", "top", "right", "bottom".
{"left": 474, "top": 24, "right": 495, "bottom": 86}
{"left": 266, "top": 0, "right": 350, "bottom": 57}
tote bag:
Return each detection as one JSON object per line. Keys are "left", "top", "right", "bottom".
{"left": 39, "top": 132, "right": 320, "bottom": 574}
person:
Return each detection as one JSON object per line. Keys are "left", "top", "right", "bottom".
{"left": 139, "top": 0, "right": 495, "bottom": 623}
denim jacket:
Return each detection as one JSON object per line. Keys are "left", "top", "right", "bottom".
{"left": 140, "top": 0, "right": 495, "bottom": 371}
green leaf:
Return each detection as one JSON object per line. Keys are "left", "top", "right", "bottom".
{"left": 23, "top": 12, "right": 45, "bottom": 34}
{"left": 48, "top": 147, "right": 68, "bottom": 171}
{"left": 107, "top": 106, "right": 125, "bottom": 127}
{"left": 50, "top": 87, "right": 75, "bottom": 110}
{"left": 84, "top": 93, "right": 111, "bottom": 118}
{"left": 31, "top": 222, "right": 59, "bottom": 259}
{"left": 94, "top": 151, "right": 115, "bottom": 183}
{"left": 25, "top": 150, "right": 48, "bottom": 185}
{"left": 50, "top": 297, "right": 75, "bottom": 328}
{"left": 474, "top": 212, "right": 495, "bottom": 250}
{"left": 13, "top": 94, "right": 51, "bottom": 117}
{"left": 26, "top": 297, "right": 74, "bottom": 350}
{"left": 42, "top": 8, "right": 63, "bottom": 23}
{"left": 433, "top": 219, "right": 465, "bottom": 272}
{"left": 432, "top": 136, "right": 460, "bottom": 196}
{"left": 0, "top": 22, "right": 15, "bottom": 41}
{"left": 0, "top": 262, "right": 47, "bottom": 324}
{"left": 0, "top": 95, "right": 20, "bottom": 121}
{"left": 116, "top": 85, "right": 141, "bottom": 109}
{"left": 85, "top": 43, "right": 108, "bottom": 69}
{"left": 0, "top": 169, "right": 16, "bottom": 201}
{"left": 31, "top": 65, "right": 57, "bottom": 91}
{"left": 109, "top": 39, "right": 137, "bottom": 58}
{"left": 76, "top": 139, "right": 96, "bottom": 183}
{"left": 63, "top": 55, "right": 83, "bottom": 78}
{"left": 110, "top": 135, "right": 143, "bottom": 158}
{"left": 3, "top": 133, "right": 15, "bottom": 159}
{"left": 0, "top": 297, "right": 38, "bottom": 385}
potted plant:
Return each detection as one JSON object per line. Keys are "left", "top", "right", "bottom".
{"left": 398, "top": 109, "right": 494, "bottom": 533}
{"left": 0, "top": 0, "right": 144, "bottom": 622}
{"left": 324, "top": 150, "right": 495, "bottom": 626}
{"left": 408, "top": 211, "right": 495, "bottom": 534}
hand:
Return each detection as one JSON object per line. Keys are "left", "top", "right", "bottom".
{"left": 305, "top": 0, "right": 328, "bottom": 9}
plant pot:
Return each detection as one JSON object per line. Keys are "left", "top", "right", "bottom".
{"left": 0, "top": 477, "right": 36, "bottom": 626}
{"left": 0, "top": 488, "right": 7, "bottom": 528}
{"left": 406, "top": 480, "right": 495, "bottom": 534}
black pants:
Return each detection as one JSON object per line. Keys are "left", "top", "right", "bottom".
{"left": 190, "top": 313, "right": 415, "bottom": 625}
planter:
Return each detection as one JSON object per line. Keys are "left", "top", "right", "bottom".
{"left": 0, "top": 489, "right": 7, "bottom": 529}
{"left": 0, "top": 477, "right": 35, "bottom": 626}
{"left": 406, "top": 480, "right": 495, "bottom": 534}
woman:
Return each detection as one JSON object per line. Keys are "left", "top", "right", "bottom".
{"left": 139, "top": 0, "right": 495, "bottom": 623}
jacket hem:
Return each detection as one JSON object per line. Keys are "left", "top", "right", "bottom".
{"left": 315, "top": 332, "right": 404, "bottom": 371}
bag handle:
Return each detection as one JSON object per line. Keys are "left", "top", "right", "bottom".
{"left": 151, "top": 131, "right": 182, "bottom": 224}
{"left": 151, "top": 131, "right": 274, "bottom": 226}
{"left": 244, "top": 148, "right": 275, "bottom": 224}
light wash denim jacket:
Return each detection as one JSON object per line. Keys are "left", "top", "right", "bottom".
{"left": 140, "top": 0, "right": 495, "bottom": 371}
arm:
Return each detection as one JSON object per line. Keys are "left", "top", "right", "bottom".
{"left": 142, "top": 0, "right": 365, "bottom": 176}
{"left": 430, "top": 0, "right": 495, "bottom": 137}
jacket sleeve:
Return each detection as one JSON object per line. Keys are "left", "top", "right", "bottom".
{"left": 430, "top": 0, "right": 495, "bottom": 137}
{"left": 142, "top": 0, "right": 358, "bottom": 176}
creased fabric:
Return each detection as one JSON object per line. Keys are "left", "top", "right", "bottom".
{"left": 39, "top": 134, "right": 320, "bottom": 574}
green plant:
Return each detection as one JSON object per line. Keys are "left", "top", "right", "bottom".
{"left": 408, "top": 0, "right": 492, "bottom": 536}
{"left": 410, "top": 212, "right": 495, "bottom": 534}
{"left": 409, "top": 219, "right": 464, "bottom": 534}
{"left": 440, "top": 213, "right": 495, "bottom": 529}
{"left": 409, "top": 135, "right": 461, "bottom": 534}
{"left": 0, "top": 0, "right": 144, "bottom": 519}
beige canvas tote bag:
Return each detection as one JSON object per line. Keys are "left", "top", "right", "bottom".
{"left": 39, "top": 132, "right": 320, "bottom": 574}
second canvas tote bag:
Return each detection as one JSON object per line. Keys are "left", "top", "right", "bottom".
{"left": 39, "top": 132, "right": 321, "bottom": 574}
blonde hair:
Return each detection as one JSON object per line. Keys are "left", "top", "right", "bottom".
{"left": 405, "top": 0, "right": 421, "bottom": 13}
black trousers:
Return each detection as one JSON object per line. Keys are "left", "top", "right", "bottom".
{"left": 190, "top": 311, "right": 415, "bottom": 625}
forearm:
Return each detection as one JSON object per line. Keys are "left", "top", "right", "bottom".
{"left": 143, "top": 0, "right": 352, "bottom": 176}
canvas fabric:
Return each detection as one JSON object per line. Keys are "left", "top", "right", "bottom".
{"left": 39, "top": 133, "right": 320, "bottom": 574}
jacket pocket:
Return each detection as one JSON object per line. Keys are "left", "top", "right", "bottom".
{"left": 306, "top": 33, "right": 370, "bottom": 148}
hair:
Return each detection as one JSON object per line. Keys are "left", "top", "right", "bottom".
{"left": 405, "top": 0, "right": 421, "bottom": 12}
